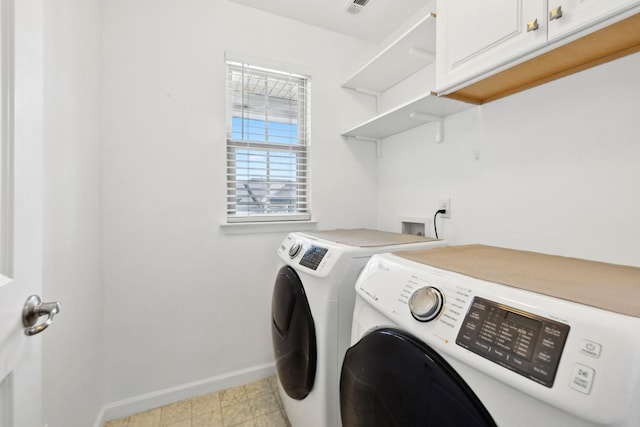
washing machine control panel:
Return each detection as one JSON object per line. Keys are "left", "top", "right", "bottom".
{"left": 456, "top": 297, "right": 570, "bottom": 388}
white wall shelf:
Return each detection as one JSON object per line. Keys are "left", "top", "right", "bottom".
{"left": 342, "top": 13, "right": 437, "bottom": 93}
{"left": 341, "top": 11, "right": 473, "bottom": 146}
{"left": 341, "top": 92, "right": 471, "bottom": 142}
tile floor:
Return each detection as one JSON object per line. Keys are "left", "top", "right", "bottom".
{"left": 104, "top": 376, "right": 291, "bottom": 427}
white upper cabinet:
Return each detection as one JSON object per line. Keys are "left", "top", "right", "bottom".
{"left": 436, "top": 0, "right": 640, "bottom": 102}
{"left": 548, "top": 0, "right": 639, "bottom": 41}
{"left": 436, "top": 0, "right": 547, "bottom": 95}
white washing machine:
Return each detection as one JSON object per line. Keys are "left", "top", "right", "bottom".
{"left": 270, "top": 229, "right": 447, "bottom": 427}
{"left": 341, "top": 244, "right": 640, "bottom": 426}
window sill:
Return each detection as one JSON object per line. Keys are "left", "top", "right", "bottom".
{"left": 220, "top": 220, "right": 319, "bottom": 235}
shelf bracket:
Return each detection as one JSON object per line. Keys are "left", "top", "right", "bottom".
{"left": 409, "top": 112, "right": 444, "bottom": 143}
{"left": 354, "top": 135, "right": 383, "bottom": 158}
{"left": 350, "top": 87, "right": 382, "bottom": 113}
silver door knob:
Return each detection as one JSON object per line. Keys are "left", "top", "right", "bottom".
{"left": 22, "top": 295, "right": 61, "bottom": 336}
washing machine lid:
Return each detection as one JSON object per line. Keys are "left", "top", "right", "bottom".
{"left": 340, "top": 327, "right": 496, "bottom": 427}
{"left": 305, "top": 228, "right": 440, "bottom": 247}
{"left": 394, "top": 244, "right": 640, "bottom": 317}
{"left": 271, "top": 266, "right": 317, "bottom": 400}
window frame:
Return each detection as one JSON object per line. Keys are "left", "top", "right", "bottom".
{"left": 225, "top": 59, "right": 311, "bottom": 223}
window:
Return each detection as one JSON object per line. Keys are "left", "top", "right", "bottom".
{"left": 226, "top": 60, "right": 310, "bottom": 222}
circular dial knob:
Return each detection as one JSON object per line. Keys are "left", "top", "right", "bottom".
{"left": 288, "top": 242, "right": 303, "bottom": 259}
{"left": 408, "top": 286, "right": 444, "bottom": 322}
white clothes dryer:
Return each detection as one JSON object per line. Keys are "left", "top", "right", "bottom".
{"left": 341, "top": 245, "right": 640, "bottom": 427}
{"left": 270, "top": 229, "right": 447, "bottom": 427}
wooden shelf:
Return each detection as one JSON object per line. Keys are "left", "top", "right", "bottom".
{"left": 342, "top": 13, "right": 437, "bottom": 93}
{"left": 341, "top": 92, "right": 472, "bottom": 140}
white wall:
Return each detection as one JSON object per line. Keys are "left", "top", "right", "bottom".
{"left": 377, "top": 51, "right": 640, "bottom": 267}
{"left": 42, "top": 0, "right": 105, "bottom": 426}
{"left": 42, "top": 1, "right": 640, "bottom": 421}
{"left": 100, "top": 0, "right": 377, "bottom": 404}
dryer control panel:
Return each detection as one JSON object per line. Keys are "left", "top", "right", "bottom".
{"left": 278, "top": 234, "right": 342, "bottom": 278}
{"left": 456, "top": 297, "right": 570, "bottom": 387}
{"left": 299, "top": 245, "right": 329, "bottom": 270}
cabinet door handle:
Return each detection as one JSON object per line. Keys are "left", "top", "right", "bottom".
{"left": 526, "top": 18, "right": 539, "bottom": 32}
{"left": 550, "top": 6, "right": 563, "bottom": 20}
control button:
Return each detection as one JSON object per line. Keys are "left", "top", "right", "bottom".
{"left": 469, "top": 310, "right": 482, "bottom": 321}
{"left": 511, "top": 355, "right": 529, "bottom": 370}
{"left": 473, "top": 340, "right": 490, "bottom": 352}
{"left": 543, "top": 325, "right": 562, "bottom": 337}
{"left": 535, "top": 350, "right": 552, "bottom": 363}
{"left": 570, "top": 363, "right": 595, "bottom": 394}
{"left": 288, "top": 242, "right": 302, "bottom": 259}
{"left": 458, "top": 331, "right": 472, "bottom": 343}
{"left": 579, "top": 340, "right": 602, "bottom": 358}
{"left": 463, "top": 320, "right": 478, "bottom": 332}
{"left": 531, "top": 360, "right": 554, "bottom": 383}
{"left": 540, "top": 336, "right": 559, "bottom": 350}
{"left": 408, "top": 286, "right": 444, "bottom": 322}
{"left": 491, "top": 347, "right": 508, "bottom": 362}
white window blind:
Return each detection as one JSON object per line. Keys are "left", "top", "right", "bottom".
{"left": 226, "top": 60, "right": 311, "bottom": 222}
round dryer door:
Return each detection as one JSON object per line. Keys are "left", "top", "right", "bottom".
{"left": 340, "top": 328, "right": 496, "bottom": 427}
{"left": 271, "top": 266, "right": 317, "bottom": 400}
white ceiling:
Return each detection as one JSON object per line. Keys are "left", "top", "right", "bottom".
{"left": 228, "top": 0, "right": 431, "bottom": 44}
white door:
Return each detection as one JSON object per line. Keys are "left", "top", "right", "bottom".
{"left": 0, "top": 0, "right": 57, "bottom": 426}
{"left": 436, "top": 0, "right": 547, "bottom": 94}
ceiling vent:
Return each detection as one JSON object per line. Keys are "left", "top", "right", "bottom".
{"left": 344, "top": 0, "right": 371, "bottom": 15}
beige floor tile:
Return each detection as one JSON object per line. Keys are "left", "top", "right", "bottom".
{"left": 103, "top": 378, "right": 290, "bottom": 427}
{"left": 233, "top": 409, "right": 289, "bottom": 427}
{"left": 274, "top": 393, "right": 283, "bottom": 411}
{"left": 220, "top": 385, "right": 248, "bottom": 408}
{"left": 245, "top": 379, "right": 272, "bottom": 399}
{"left": 267, "top": 376, "right": 284, "bottom": 410}
{"left": 281, "top": 410, "right": 291, "bottom": 427}
{"left": 128, "top": 407, "right": 162, "bottom": 427}
{"left": 253, "top": 410, "right": 290, "bottom": 427}
{"left": 191, "top": 410, "right": 224, "bottom": 427}
{"left": 250, "top": 393, "right": 280, "bottom": 418}
{"left": 221, "top": 401, "right": 254, "bottom": 426}
{"left": 104, "top": 418, "right": 129, "bottom": 427}
{"left": 267, "top": 376, "right": 279, "bottom": 392}
{"left": 191, "top": 391, "right": 221, "bottom": 417}
{"left": 162, "top": 420, "right": 191, "bottom": 427}
{"left": 271, "top": 388, "right": 283, "bottom": 406}
{"left": 160, "top": 400, "right": 192, "bottom": 426}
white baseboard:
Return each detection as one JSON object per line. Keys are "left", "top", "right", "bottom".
{"left": 93, "top": 362, "right": 276, "bottom": 427}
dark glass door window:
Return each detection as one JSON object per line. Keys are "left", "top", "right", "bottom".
{"left": 340, "top": 328, "right": 496, "bottom": 427}
{"left": 271, "top": 266, "right": 317, "bottom": 400}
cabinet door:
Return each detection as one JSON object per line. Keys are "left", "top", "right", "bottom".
{"left": 436, "top": 0, "right": 547, "bottom": 94}
{"left": 548, "top": 0, "right": 640, "bottom": 41}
